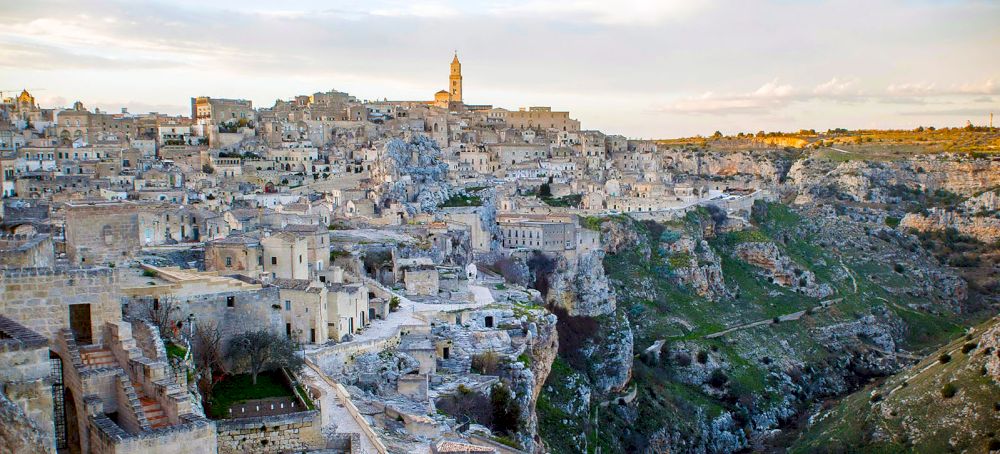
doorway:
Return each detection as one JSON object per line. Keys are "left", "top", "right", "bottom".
{"left": 69, "top": 304, "right": 92, "bottom": 345}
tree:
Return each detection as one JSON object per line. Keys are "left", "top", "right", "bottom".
{"left": 538, "top": 182, "right": 552, "bottom": 198}
{"left": 135, "top": 298, "right": 180, "bottom": 338}
{"left": 192, "top": 322, "right": 225, "bottom": 400}
{"left": 490, "top": 382, "right": 521, "bottom": 435}
{"left": 226, "top": 329, "right": 303, "bottom": 385}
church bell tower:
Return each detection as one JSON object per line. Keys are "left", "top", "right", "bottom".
{"left": 449, "top": 52, "right": 463, "bottom": 103}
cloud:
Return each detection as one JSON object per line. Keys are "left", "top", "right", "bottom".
{"left": 813, "top": 77, "right": 859, "bottom": 96}
{"left": 887, "top": 81, "right": 937, "bottom": 96}
{"left": 662, "top": 79, "right": 797, "bottom": 115}
{"left": 370, "top": 1, "right": 460, "bottom": 18}
{"left": 487, "top": 0, "right": 711, "bottom": 25}
{"left": 958, "top": 79, "right": 999, "bottom": 95}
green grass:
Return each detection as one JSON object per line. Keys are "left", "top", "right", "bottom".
{"left": 792, "top": 319, "right": 1000, "bottom": 453}
{"left": 541, "top": 194, "right": 582, "bottom": 207}
{"left": 440, "top": 194, "right": 482, "bottom": 207}
{"left": 165, "top": 343, "right": 187, "bottom": 360}
{"left": 208, "top": 371, "right": 295, "bottom": 419}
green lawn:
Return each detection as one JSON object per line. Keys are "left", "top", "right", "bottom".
{"left": 208, "top": 371, "right": 295, "bottom": 419}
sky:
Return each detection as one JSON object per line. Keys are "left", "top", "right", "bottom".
{"left": 1, "top": 0, "right": 998, "bottom": 138}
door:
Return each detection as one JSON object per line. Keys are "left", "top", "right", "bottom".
{"left": 69, "top": 304, "right": 92, "bottom": 345}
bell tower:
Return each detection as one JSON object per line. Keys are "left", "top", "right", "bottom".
{"left": 449, "top": 52, "right": 463, "bottom": 103}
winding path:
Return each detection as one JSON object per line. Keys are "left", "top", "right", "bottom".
{"left": 703, "top": 298, "right": 843, "bottom": 339}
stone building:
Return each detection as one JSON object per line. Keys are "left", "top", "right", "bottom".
{"left": 0, "top": 266, "right": 217, "bottom": 454}
{"left": 64, "top": 201, "right": 141, "bottom": 266}
{"left": 272, "top": 278, "right": 329, "bottom": 344}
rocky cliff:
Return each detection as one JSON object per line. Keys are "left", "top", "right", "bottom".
{"left": 900, "top": 209, "right": 1000, "bottom": 243}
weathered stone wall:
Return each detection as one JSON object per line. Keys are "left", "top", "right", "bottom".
{"left": 89, "top": 414, "right": 217, "bottom": 454}
{"left": 65, "top": 202, "right": 141, "bottom": 266}
{"left": 215, "top": 410, "right": 323, "bottom": 454}
{"left": 0, "top": 392, "right": 51, "bottom": 454}
{"left": 0, "top": 267, "right": 121, "bottom": 342}
{"left": 0, "top": 316, "right": 55, "bottom": 453}
{"left": 0, "top": 233, "right": 54, "bottom": 268}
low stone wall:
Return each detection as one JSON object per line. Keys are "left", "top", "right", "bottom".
{"left": 89, "top": 413, "right": 217, "bottom": 454}
{"left": 215, "top": 410, "right": 323, "bottom": 454}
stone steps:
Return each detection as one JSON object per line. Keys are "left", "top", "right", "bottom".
{"left": 135, "top": 386, "right": 170, "bottom": 429}
{"left": 80, "top": 347, "right": 117, "bottom": 368}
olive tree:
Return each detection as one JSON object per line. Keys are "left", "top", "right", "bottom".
{"left": 225, "top": 329, "right": 303, "bottom": 385}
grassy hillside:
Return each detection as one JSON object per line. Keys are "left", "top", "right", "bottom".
{"left": 792, "top": 318, "right": 1000, "bottom": 453}
{"left": 539, "top": 202, "right": 991, "bottom": 453}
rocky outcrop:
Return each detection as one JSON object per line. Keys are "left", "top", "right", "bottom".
{"left": 370, "top": 136, "right": 452, "bottom": 215}
{"left": 734, "top": 242, "right": 833, "bottom": 299}
{"left": 547, "top": 250, "right": 615, "bottom": 317}
{"left": 661, "top": 235, "right": 730, "bottom": 300}
{"left": 961, "top": 190, "right": 1000, "bottom": 213}
{"left": 900, "top": 209, "right": 1000, "bottom": 243}
{"left": 982, "top": 323, "right": 1000, "bottom": 383}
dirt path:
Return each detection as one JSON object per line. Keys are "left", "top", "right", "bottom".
{"left": 704, "top": 298, "right": 843, "bottom": 339}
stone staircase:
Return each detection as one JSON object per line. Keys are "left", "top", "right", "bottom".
{"left": 79, "top": 345, "right": 117, "bottom": 368}
{"left": 136, "top": 387, "right": 169, "bottom": 429}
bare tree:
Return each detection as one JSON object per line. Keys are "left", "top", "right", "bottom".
{"left": 192, "top": 322, "right": 225, "bottom": 400}
{"left": 132, "top": 298, "right": 180, "bottom": 338}
{"left": 225, "top": 329, "right": 303, "bottom": 385}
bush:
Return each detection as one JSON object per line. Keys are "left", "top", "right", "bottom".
{"left": 389, "top": 296, "right": 400, "bottom": 312}
{"left": 471, "top": 351, "right": 501, "bottom": 375}
{"left": 696, "top": 351, "right": 709, "bottom": 364}
{"left": 940, "top": 382, "right": 957, "bottom": 398}
{"left": 674, "top": 351, "right": 693, "bottom": 367}
{"left": 893, "top": 263, "right": 905, "bottom": 273}
{"left": 772, "top": 317, "right": 781, "bottom": 324}
{"left": 939, "top": 353, "right": 952, "bottom": 364}
{"left": 961, "top": 342, "right": 978, "bottom": 354}
{"left": 490, "top": 382, "right": 521, "bottom": 435}
{"left": 436, "top": 389, "right": 491, "bottom": 427}
{"left": 707, "top": 369, "right": 729, "bottom": 388}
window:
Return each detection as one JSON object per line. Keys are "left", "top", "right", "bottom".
{"left": 226, "top": 296, "right": 235, "bottom": 307}
{"left": 285, "top": 301, "right": 291, "bottom": 311}
{"left": 271, "top": 257, "right": 277, "bottom": 265}
{"left": 225, "top": 257, "right": 232, "bottom": 267}
{"left": 152, "top": 298, "right": 159, "bottom": 311}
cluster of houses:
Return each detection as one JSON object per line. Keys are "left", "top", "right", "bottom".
{"left": 0, "top": 54, "right": 761, "bottom": 454}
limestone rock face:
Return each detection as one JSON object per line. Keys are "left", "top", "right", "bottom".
{"left": 787, "top": 156, "right": 1000, "bottom": 202}
{"left": 982, "top": 324, "right": 1000, "bottom": 383}
{"left": 900, "top": 209, "right": 1000, "bottom": 243}
{"left": 662, "top": 236, "right": 730, "bottom": 300}
{"left": 547, "top": 251, "right": 616, "bottom": 317}
{"left": 962, "top": 190, "right": 1000, "bottom": 213}
{"left": 370, "top": 136, "right": 452, "bottom": 215}
{"left": 734, "top": 241, "right": 833, "bottom": 299}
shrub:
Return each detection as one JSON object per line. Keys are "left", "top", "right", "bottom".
{"left": 696, "top": 351, "right": 709, "bottom": 364}
{"left": 938, "top": 353, "right": 952, "bottom": 364}
{"left": 436, "top": 388, "right": 491, "bottom": 427}
{"left": 772, "top": 317, "right": 781, "bottom": 324}
{"left": 490, "top": 383, "right": 521, "bottom": 435}
{"left": 961, "top": 342, "right": 977, "bottom": 354}
{"left": 674, "top": 351, "right": 693, "bottom": 367}
{"left": 142, "top": 269, "right": 158, "bottom": 277}
{"left": 707, "top": 369, "right": 729, "bottom": 388}
{"left": 940, "top": 383, "right": 957, "bottom": 398}
{"left": 389, "top": 296, "right": 401, "bottom": 312}
{"left": 471, "top": 351, "right": 501, "bottom": 375}
{"left": 893, "top": 263, "right": 905, "bottom": 273}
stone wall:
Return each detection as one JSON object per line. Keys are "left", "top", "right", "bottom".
{"left": 89, "top": 413, "right": 217, "bottom": 454}
{"left": 0, "top": 233, "right": 54, "bottom": 268}
{"left": 65, "top": 202, "right": 141, "bottom": 266}
{"left": 215, "top": 410, "right": 323, "bottom": 454}
{"left": 0, "top": 392, "right": 51, "bottom": 454}
{"left": 0, "top": 316, "right": 55, "bottom": 453}
{"left": 0, "top": 267, "right": 121, "bottom": 343}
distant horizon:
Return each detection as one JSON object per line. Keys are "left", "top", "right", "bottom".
{"left": 2, "top": 0, "right": 998, "bottom": 138}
